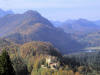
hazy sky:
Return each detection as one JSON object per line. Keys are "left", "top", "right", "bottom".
{"left": 0, "top": 0, "right": 100, "bottom": 21}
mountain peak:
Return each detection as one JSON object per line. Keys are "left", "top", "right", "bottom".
{"left": 0, "top": 8, "right": 14, "bottom": 17}
{"left": 24, "top": 10, "right": 41, "bottom": 16}
{"left": 77, "top": 18, "right": 91, "bottom": 23}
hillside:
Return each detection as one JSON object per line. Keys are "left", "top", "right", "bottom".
{"left": 79, "top": 31, "right": 100, "bottom": 47}
{"left": 0, "top": 10, "right": 84, "bottom": 54}
{"left": 20, "top": 41, "right": 62, "bottom": 58}
{"left": 0, "top": 39, "right": 62, "bottom": 59}
{"left": 0, "top": 39, "right": 11, "bottom": 48}
{"left": 0, "top": 38, "right": 15, "bottom": 52}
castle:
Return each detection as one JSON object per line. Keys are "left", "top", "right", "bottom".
{"left": 46, "top": 56, "right": 59, "bottom": 69}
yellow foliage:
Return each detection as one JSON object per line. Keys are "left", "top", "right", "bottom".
{"left": 75, "top": 72, "right": 81, "bottom": 75}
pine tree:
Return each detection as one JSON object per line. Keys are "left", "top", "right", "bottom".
{"left": 0, "top": 50, "right": 15, "bottom": 75}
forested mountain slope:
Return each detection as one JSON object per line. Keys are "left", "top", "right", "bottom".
{"left": 0, "top": 10, "right": 84, "bottom": 54}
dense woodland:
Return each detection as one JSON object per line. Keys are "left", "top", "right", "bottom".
{"left": 0, "top": 39, "right": 100, "bottom": 75}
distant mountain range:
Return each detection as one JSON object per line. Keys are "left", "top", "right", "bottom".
{"left": 51, "top": 21, "right": 62, "bottom": 27}
{"left": 0, "top": 9, "right": 14, "bottom": 18}
{"left": 52, "top": 19, "right": 100, "bottom": 35}
{"left": 94, "top": 20, "right": 100, "bottom": 26}
{"left": 0, "top": 10, "right": 84, "bottom": 54}
{"left": 52, "top": 19, "right": 100, "bottom": 48}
